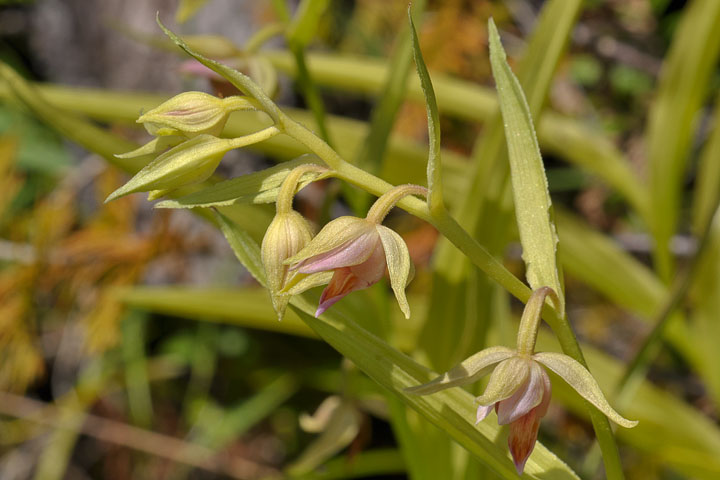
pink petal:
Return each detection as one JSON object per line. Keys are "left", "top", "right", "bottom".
{"left": 314, "top": 244, "right": 386, "bottom": 317}
{"left": 536, "top": 365, "right": 552, "bottom": 418}
{"left": 476, "top": 404, "right": 493, "bottom": 424}
{"left": 178, "top": 60, "right": 225, "bottom": 80}
{"left": 506, "top": 365, "right": 552, "bottom": 475}
{"left": 295, "top": 231, "right": 380, "bottom": 274}
{"left": 496, "top": 361, "right": 547, "bottom": 425}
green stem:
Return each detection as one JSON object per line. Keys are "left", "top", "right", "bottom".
{"left": 227, "top": 125, "right": 281, "bottom": 149}
{"left": 291, "top": 46, "right": 333, "bottom": 146}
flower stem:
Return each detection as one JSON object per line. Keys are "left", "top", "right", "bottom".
{"left": 365, "top": 184, "right": 428, "bottom": 224}
{"left": 516, "top": 287, "right": 560, "bottom": 355}
{"left": 276, "top": 164, "right": 327, "bottom": 214}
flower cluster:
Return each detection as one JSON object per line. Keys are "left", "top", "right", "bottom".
{"left": 106, "top": 91, "right": 272, "bottom": 203}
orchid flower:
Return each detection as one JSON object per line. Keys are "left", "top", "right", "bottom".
{"left": 407, "top": 287, "right": 637, "bottom": 474}
{"left": 285, "top": 184, "right": 426, "bottom": 318}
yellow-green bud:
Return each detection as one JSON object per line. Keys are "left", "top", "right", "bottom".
{"left": 138, "top": 92, "right": 254, "bottom": 137}
{"left": 106, "top": 135, "right": 234, "bottom": 202}
{"left": 106, "top": 126, "right": 280, "bottom": 203}
{"left": 261, "top": 211, "right": 315, "bottom": 321}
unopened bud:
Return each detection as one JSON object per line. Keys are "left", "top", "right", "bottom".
{"left": 262, "top": 210, "right": 315, "bottom": 320}
{"left": 106, "top": 135, "right": 234, "bottom": 202}
{"left": 138, "top": 91, "right": 254, "bottom": 137}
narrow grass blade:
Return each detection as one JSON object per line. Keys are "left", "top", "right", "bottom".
{"left": 647, "top": 0, "right": 720, "bottom": 279}
{"left": 692, "top": 92, "right": 720, "bottom": 234}
{"left": 554, "top": 208, "right": 697, "bottom": 367}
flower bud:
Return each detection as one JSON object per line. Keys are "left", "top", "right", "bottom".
{"left": 107, "top": 126, "right": 280, "bottom": 203}
{"left": 106, "top": 135, "right": 233, "bottom": 202}
{"left": 261, "top": 210, "right": 315, "bottom": 321}
{"left": 138, "top": 91, "right": 254, "bottom": 137}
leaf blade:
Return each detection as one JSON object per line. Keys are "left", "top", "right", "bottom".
{"left": 487, "top": 19, "right": 564, "bottom": 315}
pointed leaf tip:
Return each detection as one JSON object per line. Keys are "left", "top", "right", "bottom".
{"left": 409, "top": 4, "right": 444, "bottom": 214}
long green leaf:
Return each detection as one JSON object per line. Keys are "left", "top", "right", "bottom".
{"left": 647, "top": 0, "right": 720, "bottom": 279}
{"left": 692, "top": 92, "right": 720, "bottom": 234}
{"left": 119, "top": 284, "right": 720, "bottom": 479}
{"left": 488, "top": 19, "right": 564, "bottom": 314}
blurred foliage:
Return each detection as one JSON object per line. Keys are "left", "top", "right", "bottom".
{"left": 0, "top": 0, "right": 719, "bottom": 479}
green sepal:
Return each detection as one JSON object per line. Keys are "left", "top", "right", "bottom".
{"left": 406, "top": 346, "right": 515, "bottom": 395}
{"left": 533, "top": 352, "right": 638, "bottom": 428}
{"left": 377, "top": 225, "right": 412, "bottom": 319}
{"left": 475, "top": 356, "right": 531, "bottom": 406}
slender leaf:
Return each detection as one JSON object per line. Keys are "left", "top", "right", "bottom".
{"left": 214, "top": 211, "right": 266, "bottom": 285}
{"left": 554, "top": 208, "right": 698, "bottom": 368}
{"left": 692, "top": 92, "right": 720, "bottom": 234}
{"left": 286, "top": 0, "right": 330, "bottom": 48}
{"left": 408, "top": 6, "right": 443, "bottom": 215}
{"left": 155, "top": 157, "right": 323, "bottom": 209}
{"left": 488, "top": 19, "right": 564, "bottom": 314}
{"left": 647, "top": 0, "right": 720, "bottom": 279}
